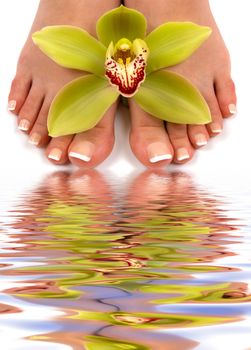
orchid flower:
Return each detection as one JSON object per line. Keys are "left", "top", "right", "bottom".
{"left": 32, "top": 5, "right": 212, "bottom": 137}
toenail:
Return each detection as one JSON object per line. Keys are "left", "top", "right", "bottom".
{"left": 69, "top": 141, "right": 94, "bottom": 162}
{"left": 229, "top": 103, "right": 237, "bottom": 115}
{"left": 69, "top": 152, "right": 92, "bottom": 162}
{"left": 8, "top": 100, "right": 16, "bottom": 111}
{"left": 209, "top": 122, "right": 222, "bottom": 134}
{"left": 176, "top": 147, "right": 190, "bottom": 161}
{"left": 29, "top": 132, "right": 41, "bottom": 146}
{"left": 18, "top": 119, "right": 30, "bottom": 131}
{"left": 48, "top": 148, "right": 62, "bottom": 161}
{"left": 194, "top": 133, "right": 208, "bottom": 147}
{"left": 147, "top": 142, "right": 172, "bottom": 163}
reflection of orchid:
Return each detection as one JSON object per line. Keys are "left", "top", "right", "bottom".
{"left": 33, "top": 5, "right": 212, "bottom": 137}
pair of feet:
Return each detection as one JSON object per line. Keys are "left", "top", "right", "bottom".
{"left": 8, "top": 0, "right": 237, "bottom": 168}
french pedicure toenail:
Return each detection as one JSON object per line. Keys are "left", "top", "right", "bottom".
{"left": 48, "top": 148, "right": 63, "bottom": 161}
{"left": 69, "top": 141, "right": 95, "bottom": 162}
{"left": 8, "top": 100, "right": 16, "bottom": 111}
{"left": 177, "top": 148, "right": 190, "bottom": 161}
{"left": 147, "top": 142, "right": 172, "bottom": 163}
{"left": 194, "top": 133, "right": 208, "bottom": 147}
{"left": 210, "top": 122, "right": 222, "bottom": 134}
{"left": 29, "top": 133, "right": 41, "bottom": 146}
{"left": 18, "top": 119, "right": 30, "bottom": 131}
{"left": 229, "top": 104, "right": 237, "bottom": 115}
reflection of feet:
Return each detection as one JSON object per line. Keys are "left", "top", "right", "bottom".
{"left": 126, "top": 170, "right": 195, "bottom": 208}
{"left": 125, "top": 0, "right": 237, "bottom": 167}
{"left": 8, "top": 0, "right": 119, "bottom": 167}
{"left": 43, "top": 169, "right": 113, "bottom": 201}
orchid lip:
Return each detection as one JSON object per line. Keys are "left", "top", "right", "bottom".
{"left": 105, "top": 38, "right": 149, "bottom": 97}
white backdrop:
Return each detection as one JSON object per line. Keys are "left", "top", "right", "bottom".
{"left": 0, "top": 0, "right": 250, "bottom": 181}
{"left": 0, "top": 4, "right": 251, "bottom": 350}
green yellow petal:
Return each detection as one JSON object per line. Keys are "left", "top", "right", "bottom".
{"left": 32, "top": 25, "right": 106, "bottom": 76}
{"left": 96, "top": 5, "right": 146, "bottom": 47}
{"left": 133, "top": 70, "right": 211, "bottom": 125}
{"left": 145, "top": 22, "right": 212, "bottom": 73}
{"left": 48, "top": 75, "right": 119, "bottom": 137}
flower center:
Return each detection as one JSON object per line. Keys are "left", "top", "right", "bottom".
{"left": 105, "top": 38, "right": 149, "bottom": 97}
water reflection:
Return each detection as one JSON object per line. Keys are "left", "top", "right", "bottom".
{"left": 0, "top": 170, "right": 250, "bottom": 349}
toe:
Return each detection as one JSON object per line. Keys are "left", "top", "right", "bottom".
{"left": 204, "top": 94, "right": 223, "bottom": 137}
{"left": 215, "top": 75, "right": 237, "bottom": 118}
{"left": 68, "top": 103, "right": 117, "bottom": 168}
{"left": 28, "top": 95, "right": 53, "bottom": 147}
{"left": 188, "top": 125, "right": 209, "bottom": 149}
{"left": 129, "top": 99, "right": 173, "bottom": 167}
{"left": 8, "top": 72, "right": 31, "bottom": 115}
{"left": 166, "top": 123, "right": 194, "bottom": 164}
{"left": 17, "top": 83, "right": 44, "bottom": 134}
{"left": 46, "top": 135, "right": 73, "bottom": 165}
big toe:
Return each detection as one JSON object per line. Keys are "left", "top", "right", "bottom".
{"left": 68, "top": 103, "right": 117, "bottom": 168}
{"left": 129, "top": 99, "right": 174, "bottom": 167}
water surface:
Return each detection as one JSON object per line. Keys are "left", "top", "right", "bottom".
{"left": 1, "top": 170, "right": 251, "bottom": 350}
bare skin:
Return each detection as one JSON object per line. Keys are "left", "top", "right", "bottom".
{"left": 8, "top": 0, "right": 120, "bottom": 167}
{"left": 8, "top": 0, "right": 236, "bottom": 167}
{"left": 125, "top": 0, "right": 237, "bottom": 166}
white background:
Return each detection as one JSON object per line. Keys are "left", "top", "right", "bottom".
{"left": 0, "top": 3, "right": 251, "bottom": 349}
{"left": 0, "top": 0, "right": 250, "bottom": 182}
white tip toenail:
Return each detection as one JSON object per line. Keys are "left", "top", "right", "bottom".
{"left": 18, "top": 119, "right": 30, "bottom": 131}
{"left": 8, "top": 100, "right": 16, "bottom": 111}
{"left": 177, "top": 148, "right": 190, "bottom": 161}
{"left": 147, "top": 142, "right": 172, "bottom": 163}
{"left": 210, "top": 122, "right": 222, "bottom": 134}
{"left": 29, "top": 132, "right": 41, "bottom": 146}
{"left": 150, "top": 154, "right": 172, "bottom": 163}
{"left": 194, "top": 133, "right": 208, "bottom": 147}
{"left": 69, "top": 152, "right": 91, "bottom": 162}
{"left": 69, "top": 142, "right": 94, "bottom": 163}
{"left": 48, "top": 148, "right": 62, "bottom": 161}
{"left": 229, "top": 104, "right": 237, "bottom": 114}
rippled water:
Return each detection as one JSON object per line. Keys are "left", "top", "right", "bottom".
{"left": 1, "top": 170, "right": 251, "bottom": 350}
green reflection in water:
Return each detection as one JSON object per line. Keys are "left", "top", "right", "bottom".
{"left": 71, "top": 310, "right": 236, "bottom": 329}
{"left": 6, "top": 170, "right": 248, "bottom": 344}
{"left": 84, "top": 335, "right": 149, "bottom": 350}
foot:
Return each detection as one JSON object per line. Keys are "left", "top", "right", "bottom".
{"left": 8, "top": 0, "right": 120, "bottom": 167}
{"left": 125, "top": 0, "right": 237, "bottom": 167}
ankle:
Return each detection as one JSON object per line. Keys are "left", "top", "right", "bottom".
{"left": 125, "top": 0, "right": 209, "bottom": 8}
{"left": 125, "top": 0, "right": 212, "bottom": 30}
{"left": 31, "top": 0, "right": 121, "bottom": 36}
